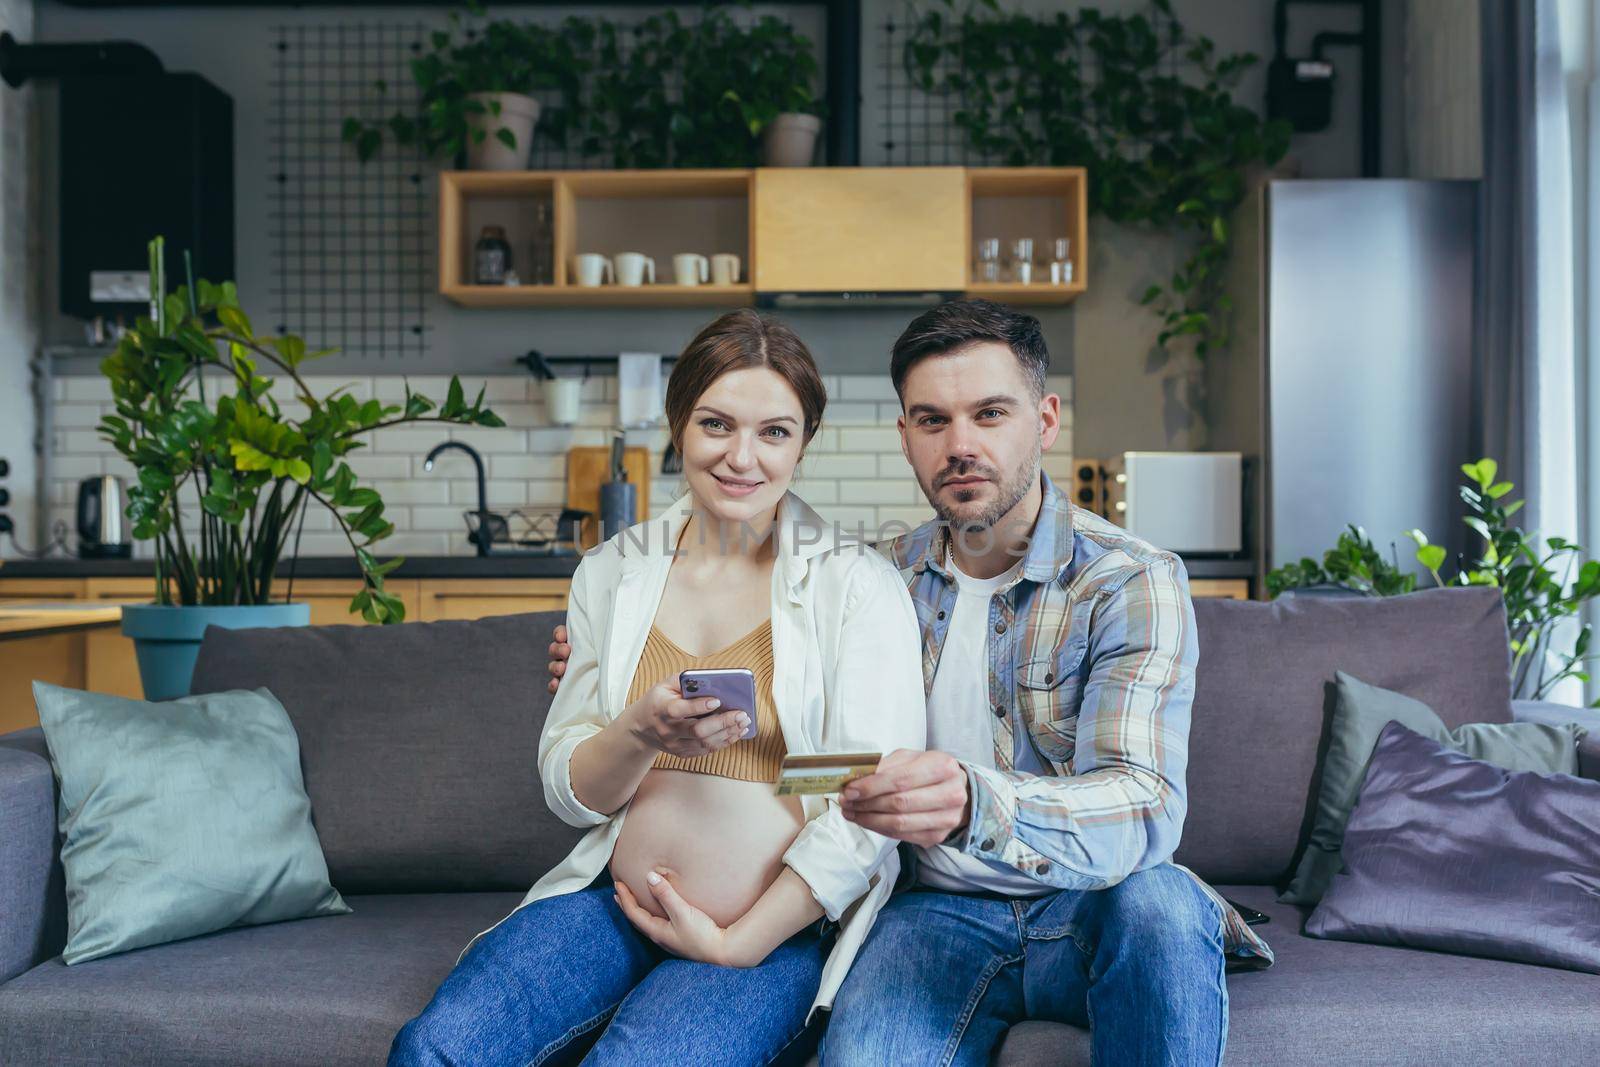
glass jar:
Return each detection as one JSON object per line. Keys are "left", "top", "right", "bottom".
{"left": 474, "top": 225, "right": 512, "bottom": 285}
{"left": 975, "top": 237, "right": 1001, "bottom": 284}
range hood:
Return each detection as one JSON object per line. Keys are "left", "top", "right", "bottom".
{"left": 759, "top": 290, "right": 959, "bottom": 309}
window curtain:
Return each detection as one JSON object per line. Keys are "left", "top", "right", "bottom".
{"left": 1477, "top": 0, "right": 1597, "bottom": 704}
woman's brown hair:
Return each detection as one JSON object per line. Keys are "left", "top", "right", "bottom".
{"left": 665, "top": 309, "right": 826, "bottom": 452}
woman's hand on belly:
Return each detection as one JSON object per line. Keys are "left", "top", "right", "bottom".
{"left": 614, "top": 870, "right": 742, "bottom": 966}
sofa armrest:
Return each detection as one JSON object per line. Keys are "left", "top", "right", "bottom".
{"left": 1511, "top": 699, "right": 1600, "bottom": 732}
{"left": 0, "top": 728, "right": 66, "bottom": 984}
{"left": 1580, "top": 733, "right": 1600, "bottom": 783}
{"left": 1510, "top": 700, "right": 1600, "bottom": 781}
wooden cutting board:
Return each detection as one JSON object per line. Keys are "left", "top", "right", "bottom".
{"left": 565, "top": 445, "right": 653, "bottom": 549}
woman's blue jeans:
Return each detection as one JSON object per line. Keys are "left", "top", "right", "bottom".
{"left": 388, "top": 886, "right": 829, "bottom": 1066}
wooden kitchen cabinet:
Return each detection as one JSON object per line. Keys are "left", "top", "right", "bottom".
{"left": 416, "top": 579, "right": 572, "bottom": 621}
{"left": 440, "top": 169, "right": 755, "bottom": 307}
{"left": 752, "top": 167, "right": 969, "bottom": 293}
{"left": 439, "top": 166, "right": 1088, "bottom": 307}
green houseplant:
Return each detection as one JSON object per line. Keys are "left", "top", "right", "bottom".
{"left": 100, "top": 238, "right": 504, "bottom": 697}
{"left": 1267, "top": 459, "right": 1600, "bottom": 703}
{"left": 577, "top": 6, "right": 825, "bottom": 169}
{"left": 903, "top": 0, "right": 1290, "bottom": 361}
{"left": 344, "top": 5, "right": 589, "bottom": 169}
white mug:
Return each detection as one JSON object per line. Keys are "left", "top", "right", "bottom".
{"left": 615, "top": 252, "right": 656, "bottom": 287}
{"left": 711, "top": 253, "right": 741, "bottom": 286}
{"left": 543, "top": 378, "right": 582, "bottom": 427}
{"left": 572, "top": 253, "right": 613, "bottom": 287}
{"left": 672, "top": 253, "right": 709, "bottom": 286}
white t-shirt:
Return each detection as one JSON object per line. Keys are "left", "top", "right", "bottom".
{"left": 913, "top": 551, "right": 1053, "bottom": 896}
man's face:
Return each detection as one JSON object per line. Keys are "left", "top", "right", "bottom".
{"left": 896, "top": 341, "right": 1061, "bottom": 533}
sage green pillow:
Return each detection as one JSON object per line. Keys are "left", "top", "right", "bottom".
{"left": 32, "top": 681, "right": 350, "bottom": 964}
{"left": 1281, "top": 671, "right": 1585, "bottom": 907}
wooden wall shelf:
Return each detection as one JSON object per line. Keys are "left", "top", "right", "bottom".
{"left": 439, "top": 166, "right": 1088, "bottom": 308}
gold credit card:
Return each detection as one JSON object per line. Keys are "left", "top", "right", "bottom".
{"left": 774, "top": 752, "right": 882, "bottom": 796}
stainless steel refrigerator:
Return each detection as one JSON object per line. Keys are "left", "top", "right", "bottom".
{"left": 1208, "top": 180, "right": 1479, "bottom": 586}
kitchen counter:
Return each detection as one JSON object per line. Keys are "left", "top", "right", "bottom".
{"left": 0, "top": 554, "right": 583, "bottom": 580}
{"left": 0, "top": 553, "right": 1249, "bottom": 582}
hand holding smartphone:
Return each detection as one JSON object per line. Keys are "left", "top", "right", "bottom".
{"left": 679, "top": 668, "right": 758, "bottom": 741}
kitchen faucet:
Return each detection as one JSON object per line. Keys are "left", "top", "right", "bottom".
{"left": 423, "top": 441, "right": 492, "bottom": 557}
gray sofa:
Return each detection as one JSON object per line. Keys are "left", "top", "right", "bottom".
{"left": 2, "top": 586, "right": 1597, "bottom": 1066}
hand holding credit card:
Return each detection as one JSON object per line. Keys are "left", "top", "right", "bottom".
{"left": 774, "top": 752, "right": 882, "bottom": 795}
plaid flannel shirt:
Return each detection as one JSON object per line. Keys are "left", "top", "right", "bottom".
{"left": 879, "top": 473, "right": 1273, "bottom": 969}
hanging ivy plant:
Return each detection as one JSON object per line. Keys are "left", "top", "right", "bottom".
{"left": 905, "top": 0, "right": 1291, "bottom": 360}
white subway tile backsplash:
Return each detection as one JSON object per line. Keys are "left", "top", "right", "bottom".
{"left": 876, "top": 506, "right": 937, "bottom": 530}
{"left": 836, "top": 428, "right": 903, "bottom": 453}
{"left": 526, "top": 480, "right": 569, "bottom": 506}
{"left": 367, "top": 427, "right": 454, "bottom": 454}
{"left": 410, "top": 505, "right": 472, "bottom": 532}
{"left": 58, "top": 430, "right": 105, "bottom": 454}
{"left": 838, "top": 479, "right": 919, "bottom": 505}
{"left": 41, "top": 372, "right": 1070, "bottom": 556}
{"left": 51, "top": 456, "right": 103, "bottom": 480}
{"left": 877, "top": 452, "right": 913, "bottom": 478}
{"left": 822, "top": 402, "right": 880, "bottom": 426}
{"left": 446, "top": 427, "right": 530, "bottom": 453}
{"left": 800, "top": 453, "right": 877, "bottom": 480}
{"left": 449, "top": 480, "right": 527, "bottom": 506}
{"left": 52, "top": 403, "right": 104, "bottom": 429}
{"left": 363, "top": 480, "right": 452, "bottom": 505}
{"left": 62, "top": 378, "right": 112, "bottom": 402}
{"left": 837, "top": 377, "right": 900, "bottom": 401}
{"left": 343, "top": 455, "right": 414, "bottom": 480}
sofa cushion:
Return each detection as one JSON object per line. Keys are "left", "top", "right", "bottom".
{"left": 1283, "top": 672, "right": 1583, "bottom": 906}
{"left": 1175, "top": 587, "right": 1512, "bottom": 886}
{"left": 988, "top": 885, "right": 1600, "bottom": 1066}
{"left": 1306, "top": 722, "right": 1600, "bottom": 974}
{"left": 189, "top": 612, "right": 582, "bottom": 894}
{"left": 0, "top": 892, "right": 522, "bottom": 1067}
{"left": 31, "top": 682, "right": 350, "bottom": 965}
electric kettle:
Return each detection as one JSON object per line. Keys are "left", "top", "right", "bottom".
{"left": 76, "top": 475, "right": 132, "bottom": 558}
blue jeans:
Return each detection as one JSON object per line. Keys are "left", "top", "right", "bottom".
{"left": 820, "top": 863, "right": 1229, "bottom": 1067}
{"left": 389, "top": 886, "right": 830, "bottom": 1066}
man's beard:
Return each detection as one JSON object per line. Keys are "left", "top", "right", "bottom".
{"left": 925, "top": 444, "right": 1041, "bottom": 535}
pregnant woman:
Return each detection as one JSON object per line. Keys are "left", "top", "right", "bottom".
{"left": 389, "top": 309, "right": 926, "bottom": 1066}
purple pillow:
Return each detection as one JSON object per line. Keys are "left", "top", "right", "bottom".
{"left": 1306, "top": 721, "right": 1600, "bottom": 974}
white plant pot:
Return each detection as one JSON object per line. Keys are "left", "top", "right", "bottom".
{"left": 464, "top": 91, "right": 540, "bottom": 171}
{"left": 762, "top": 112, "right": 822, "bottom": 167}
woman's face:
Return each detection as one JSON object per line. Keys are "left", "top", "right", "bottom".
{"left": 680, "top": 366, "right": 808, "bottom": 529}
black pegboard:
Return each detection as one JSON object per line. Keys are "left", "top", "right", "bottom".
{"left": 268, "top": 22, "right": 434, "bottom": 361}
{"left": 877, "top": 2, "right": 989, "bottom": 166}
{"left": 877, "top": 1, "right": 1187, "bottom": 167}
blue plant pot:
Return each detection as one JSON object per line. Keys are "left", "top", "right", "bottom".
{"left": 121, "top": 602, "right": 312, "bottom": 701}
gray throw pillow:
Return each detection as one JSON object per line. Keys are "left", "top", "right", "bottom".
{"left": 1306, "top": 721, "right": 1600, "bottom": 974}
{"left": 32, "top": 681, "right": 350, "bottom": 964}
{"left": 1281, "top": 671, "right": 1584, "bottom": 906}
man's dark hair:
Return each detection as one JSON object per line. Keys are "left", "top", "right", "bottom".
{"left": 889, "top": 299, "right": 1049, "bottom": 402}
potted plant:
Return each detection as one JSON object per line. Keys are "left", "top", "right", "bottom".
{"left": 1267, "top": 458, "right": 1600, "bottom": 704}
{"left": 344, "top": 7, "right": 588, "bottom": 170}
{"left": 99, "top": 238, "right": 504, "bottom": 699}
{"left": 713, "top": 13, "right": 825, "bottom": 167}
{"left": 578, "top": 8, "right": 824, "bottom": 169}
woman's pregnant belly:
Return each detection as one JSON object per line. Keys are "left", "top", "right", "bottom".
{"left": 610, "top": 768, "right": 806, "bottom": 929}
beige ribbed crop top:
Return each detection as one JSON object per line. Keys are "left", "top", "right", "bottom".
{"left": 626, "top": 617, "right": 786, "bottom": 783}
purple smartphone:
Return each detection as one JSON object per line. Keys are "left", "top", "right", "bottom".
{"left": 679, "top": 668, "right": 758, "bottom": 741}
